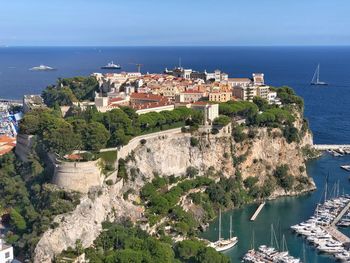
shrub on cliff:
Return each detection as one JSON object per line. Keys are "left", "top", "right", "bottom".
{"left": 233, "top": 126, "right": 247, "bottom": 142}
{"left": 273, "top": 165, "right": 295, "bottom": 191}
{"left": 175, "top": 239, "right": 230, "bottom": 263}
{"left": 213, "top": 115, "right": 231, "bottom": 126}
{"left": 42, "top": 77, "right": 99, "bottom": 106}
{"left": 219, "top": 101, "right": 258, "bottom": 120}
{"left": 276, "top": 86, "right": 304, "bottom": 110}
{"left": 190, "top": 137, "right": 199, "bottom": 147}
{"left": 0, "top": 152, "right": 81, "bottom": 259}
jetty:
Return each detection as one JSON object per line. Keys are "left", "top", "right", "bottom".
{"left": 323, "top": 226, "right": 350, "bottom": 243}
{"left": 313, "top": 144, "right": 350, "bottom": 151}
{"left": 0, "top": 98, "right": 22, "bottom": 106}
{"left": 250, "top": 202, "right": 265, "bottom": 221}
{"left": 331, "top": 201, "right": 350, "bottom": 226}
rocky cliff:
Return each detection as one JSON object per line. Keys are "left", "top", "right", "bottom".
{"left": 34, "top": 178, "right": 143, "bottom": 263}
{"left": 33, "top": 116, "right": 315, "bottom": 262}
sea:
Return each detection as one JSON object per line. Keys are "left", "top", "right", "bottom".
{"left": 1, "top": 46, "right": 350, "bottom": 262}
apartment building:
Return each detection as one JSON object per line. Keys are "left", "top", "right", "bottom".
{"left": 209, "top": 91, "right": 232, "bottom": 102}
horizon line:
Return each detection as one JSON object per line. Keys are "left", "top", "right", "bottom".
{"left": 1, "top": 44, "right": 350, "bottom": 48}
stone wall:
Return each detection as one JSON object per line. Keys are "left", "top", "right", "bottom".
{"left": 52, "top": 158, "right": 104, "bottom": 193}
{"left": 15, "top": 134, "right": 35, "bottom": 162}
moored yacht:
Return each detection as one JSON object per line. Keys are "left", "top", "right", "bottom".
{"left": 210, "top": 211, "right": 238, "bottom": 252}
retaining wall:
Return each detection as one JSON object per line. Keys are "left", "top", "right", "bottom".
{"left": 52, "top": 158, "right": 104, "bottom": 193}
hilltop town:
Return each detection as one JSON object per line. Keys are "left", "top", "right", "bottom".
{"left": 23, "top": 67, "right": 280, "bottom": 119}
{"left": 0, "top": 66, "right": 314, "bottom": 263}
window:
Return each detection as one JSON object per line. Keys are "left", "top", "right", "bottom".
{"left": 5, "top": 252, "right": 10, "bottom": 258}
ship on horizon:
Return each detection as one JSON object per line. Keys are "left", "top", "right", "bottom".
{"left": 29, "top": 64, "right": 56, "bottom": 71}
{"left": 101, "top": 61, "right": 121, "bottom": 70}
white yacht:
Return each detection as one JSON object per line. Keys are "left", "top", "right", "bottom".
{"left": 29, "top": 64, "right": 56, "bottom": 71}
{"left": 210, "top": 211, "right": 238, "bottom": 252}
{"left": 310, "top": 64, "right": 327, "bottom": 85}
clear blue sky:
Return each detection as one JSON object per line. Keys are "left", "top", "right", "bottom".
{"left": 1, "top": 0, "right": 349, "bottom": 46}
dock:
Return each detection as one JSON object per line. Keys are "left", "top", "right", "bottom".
{"left": 331, "top": 201, "right": 350, "bottom": 226}
{"left": 323, "top": 226, "right": 350, "bottom": 243}
{"left": 250, "top": 202, "right": 265, "bottom": 221}
{"left": 313, "top": 144, "right": 350, "bottom": 151}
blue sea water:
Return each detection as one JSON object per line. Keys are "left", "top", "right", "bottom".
{"left": 0, "top": 46, "right": 349, "bottom": 144}
{"left": 1, "top": 47, "right": 350, "bottom": 262}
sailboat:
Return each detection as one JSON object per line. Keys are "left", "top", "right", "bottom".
{"left": 310, "top": 64, "right": 327, "bottom": 86}
{"left": 210, "top": 210, "right": 238, "bottom": 252}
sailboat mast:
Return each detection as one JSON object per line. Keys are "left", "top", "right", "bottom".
{"left": 219, "top": 209, "right": 222, "bottom": 241}
{"left": 324, "top": 173, "right": 329, "bottom": 203}
{"left": 229, "top": 215, "right": 232, "bottom": 239}
{"left": 270, "top": 224, "right": 273, "bottom": 248}
{"left": 252, "top": 230, "right": 255, "bottom": 250}
{"left": 317, "top": 64, "right": 320, "bottom": 83}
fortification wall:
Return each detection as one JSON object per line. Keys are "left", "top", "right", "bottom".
{"left": 15, "top": 134, "right": 35, "bottom": 162}
{"left": 52, "top": 159, "right": 104, "bottom": 193}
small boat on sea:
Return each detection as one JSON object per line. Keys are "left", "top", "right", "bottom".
{"left": 340, "top": 165, "right": 350, "bottom": 172}
{"left": 310, "top": 64, "right": 327, "bottom": 86}
{"left": 101, "top": 61, "right": 121, "bottom": 69}
{"left": 210, "top": 210, "right": 238, "bottom": 252}
{"left": 29, "top": 64, "right": 56, "bottom": 71}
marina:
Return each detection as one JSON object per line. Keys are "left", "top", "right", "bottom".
{"left": 291, "top": 194, "right": 350, "bottom": 261}
{"left": 201, "top": 154, "right": 350, "bottom": 263}
{"left": 243, "top": 245, "right": 302, "bottom": 263}
{"left": 243, "top": 225, "right": 302, "bottom": 263}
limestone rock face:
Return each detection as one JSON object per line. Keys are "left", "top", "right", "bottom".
{"left": 34, "top": 180, "right": 143, "bottom": 263}
{"left": 235, "top": 127, "right": 315, "bottom": 195}
{"left": 34, "top": 116, "right": 314, "bottom": 262}
{"left": 127, "top": 133, "right": 234, "bottom": 179}
{"left": 125, "top": 127, "right": 313, "bottom": 193}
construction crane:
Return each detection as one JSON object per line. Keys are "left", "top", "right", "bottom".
{"left": 128, "top": 63, "right": 143, "bottom": 73}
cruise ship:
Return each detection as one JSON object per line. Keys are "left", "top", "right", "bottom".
{"left": 29, "top": 64, "right": 56, "bottom": 71}
{"left": 101, "top": 61, "right": 121, "bottom": 69}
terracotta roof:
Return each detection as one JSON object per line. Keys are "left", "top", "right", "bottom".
{"left": 182, "top": 90, "right": 203, "bottom": 94}
{"left": 109, "top": 97, "right": 124, "bottom": 103}
{"left": 0, "top": 147, "right": 13, "bottom": 156}
{"left": 132, "top": 101, "right": 174, "bottom": 110}
{"left": 192, "top": 101, "right": 210, "bottom": 105}
{"left": 0, "top": 135, "right": 16, "bottom": 144}
{"left": 228, "top": 78, "right": 251, "bottom": 82}
{"left": 65, "top": 154, "right": 83, "bottom": 161}
{"left": 0, "top": 136, "right": 16, "bottom": 156}
{"left": 130, "top": 93, "right": 165, "bottom": 101}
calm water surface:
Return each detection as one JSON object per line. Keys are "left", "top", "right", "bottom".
{"left": 201, "top": 154, "right": 350, "bottom": 262}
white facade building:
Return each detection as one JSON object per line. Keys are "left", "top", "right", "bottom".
{"left": 0, "top": 239, "right": 14, "bottom": 263}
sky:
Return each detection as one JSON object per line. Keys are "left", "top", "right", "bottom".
{"left": 0, "top": 0, "right": 349, "bottom": 46}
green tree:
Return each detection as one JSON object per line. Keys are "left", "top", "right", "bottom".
{"left": 196, "top": 247, "right": 230, "bottom": 263}
{"left": 253, "top": 96, "right": 269, "bottom": 111}
{"left": 42, "top": 122, "right": 82, "bottom": 155}
{"left": 213, "top": 115, "right": 231, "bottom": 126}
{"left": 84, "top": 122, "right": 110, "bottom": 151}
{"left": 10, "top": 208, "right": 27, "bottom": 231}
